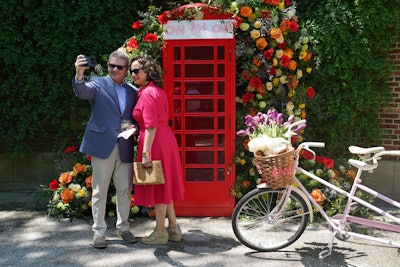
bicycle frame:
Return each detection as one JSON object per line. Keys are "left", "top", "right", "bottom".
{"left": 289, "top": 161, "right": 400, "bottom": 258}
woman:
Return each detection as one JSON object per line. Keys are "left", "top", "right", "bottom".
{"left": 130, "top": 55, "right": 184, "bottom": 245}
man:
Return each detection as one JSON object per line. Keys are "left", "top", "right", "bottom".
{"left": 73, "top": 50, "right": 138, "bottom": 248}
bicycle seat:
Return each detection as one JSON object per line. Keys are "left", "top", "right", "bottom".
{"left": 348, "top": 146, "right": 385, "bottom": 155}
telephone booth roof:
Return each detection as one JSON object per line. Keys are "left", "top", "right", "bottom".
{"left": 168, "top": 3, "right": 233, "bottom": 20}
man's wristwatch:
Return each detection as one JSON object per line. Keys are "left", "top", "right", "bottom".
{"left": 142, "top": 151, "right": 149, "bottom": 157}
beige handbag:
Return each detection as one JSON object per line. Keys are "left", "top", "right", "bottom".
{"left": 133, "top": 160, "right": 165, "bottom": 185}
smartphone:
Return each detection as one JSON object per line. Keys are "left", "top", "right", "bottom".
{"left": 84, "top": 56, "right": 97, "bottom": 67}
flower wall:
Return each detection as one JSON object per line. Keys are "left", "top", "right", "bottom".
{"left": 42, "top": 1, "right": 375, "bottom": 220}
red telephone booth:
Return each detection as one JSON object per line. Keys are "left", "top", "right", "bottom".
{"left": 162, "top": 4, "right": 236, "bottom": 216}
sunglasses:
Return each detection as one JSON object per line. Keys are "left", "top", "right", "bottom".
{"left": 108, "top": 63, "right": 126, "bottom": 70}
{"left": 129, "top": 68, "right": 141, "bottom": 75}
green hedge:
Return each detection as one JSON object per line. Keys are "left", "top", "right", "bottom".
{"left": 0, "top": 0, "right": 147, "bottom": 153}
{"left": 296, "top": 0, "right": 400, "bottom": 157}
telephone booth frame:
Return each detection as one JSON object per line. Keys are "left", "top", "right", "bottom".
{"left": 162, "top": 4, "right": 236, "bottom": 216}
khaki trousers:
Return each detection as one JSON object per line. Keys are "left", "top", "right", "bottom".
{"left": 91, "top": 144, "right": 133, "bottom": 235}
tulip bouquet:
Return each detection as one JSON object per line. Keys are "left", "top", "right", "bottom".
{"left": 236, "top": 108, "right": 306, "bottom": 156}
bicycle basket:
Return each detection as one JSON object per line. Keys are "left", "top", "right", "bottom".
{"left": 254, "top": 146, "right": 295, "bottom": 189}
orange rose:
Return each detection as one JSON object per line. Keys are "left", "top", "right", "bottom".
{"left": 239, "top": 6, "right": 253, "bottom": 17}
{"left": 283, "top": 48, "right": 294, "bottom": 59}
{"left": 310, "top": 189, "right": 325, "bottom": 204}
{"left": 270, "top": 28, "right": 283, "bottom": 40}
{"left": 59, "top": 172, "right": 72, "bottom": 185}
{"left": 253, "top": 56, "right": 262, "bottom": 67}
{"left": 130, "top": 194, "right": 136, "bottom": 207}
{"left": 304, "top": 51, "right": 312, "bottom": 62}
{"left": 255, "top": 37, "right": 268, "bottom": 50}
{"left": 85, "top": 175, "right": 92, "bottom": 188}
{"left": 73, "top": 163, "right": 87, "bottom": 174}
{"left": 288, "top": 60, "right": 297, "bottom": 71}
{"left": 61, "top": 188, "right": 74, "bottom": 204}
{"left": 280, "top": 19, "right": 290, "bottom": 32}
{"left": 242, "top": 138, "right": 250, "bottom": 151}
{"left": 346, "top": 169, "right": 356, "bottom": 179}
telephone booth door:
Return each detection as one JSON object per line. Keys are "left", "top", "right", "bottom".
{"left": 163, "top": 38, "right": 236, "bottom": 216}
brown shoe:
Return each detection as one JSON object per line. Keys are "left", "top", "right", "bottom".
{"left": 93, "top": 234, "right": 107, "bottom": 249}
{"left": 167, "top": 225, "right": 182, "bottom": 242}
{"left": 141, "top": 229, "right": 168, "bottom": 245}
{"left": 118, "top": 230, "right": 138, "bottom": 244}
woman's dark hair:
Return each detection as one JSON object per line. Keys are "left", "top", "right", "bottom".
{"left": 131, "top": 55, "right": 163, "bottom": 87}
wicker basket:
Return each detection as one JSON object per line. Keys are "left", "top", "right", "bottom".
{"left": 254, "top": 146, "right": 295, "bottom": 189}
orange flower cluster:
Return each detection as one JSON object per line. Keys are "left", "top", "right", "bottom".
{"left": 233, "top": 1, "right": 315, "bottom": 120}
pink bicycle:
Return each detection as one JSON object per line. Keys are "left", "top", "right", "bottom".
{"left": 232, "top": 120, "right": 400, "bottom": 259}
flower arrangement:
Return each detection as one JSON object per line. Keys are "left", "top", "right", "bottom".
{"left": 230, "top": 0, "right": 317, "bottom": 117}
{"left": 120, "top": 6, "right": 165, "bottom": 64}
{"left": 236, "top": 108, "right": 306, "bottom": 156}
{"left": 42, "top": 146, "right": 143, "bottom": 220}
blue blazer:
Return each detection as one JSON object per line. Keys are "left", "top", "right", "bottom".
{"left": 72, "top": 75, "right": 138, "bottom": 163}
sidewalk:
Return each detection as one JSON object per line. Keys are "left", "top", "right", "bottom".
{"left": 0, "top": 190, "right": 399, "bottom": 267}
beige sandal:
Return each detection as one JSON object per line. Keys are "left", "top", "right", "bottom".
{"left": 167, "top": 225, "right": 182, "bottom": 242}
{"left": 141, "top": 229, "right": 168, "bottom": 245}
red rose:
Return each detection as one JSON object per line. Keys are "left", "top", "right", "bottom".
{"left": 87, "top": 155, "right": 91, "bottom": 162}
{"left": 285, "top": 0, "right": 291, "bottom": 7}
{"left": 267, "top": 66, "right": 276, "bottom": 76}
{"left": 64, "top": 146, "right": 77, "bottom": 154}
{"left": 241, "top": 92, "right": 255, "bottom": 103}
{"left": 249, "top": 77, "right": 263, "bottom": 89}
{"left": 316, "top": 156, "right": 334, "bottom": 169}
{"left": 280, "top": 55, "right": 290, "bottom": 68}
{"left": 263, "top": 48, "right": 274, "bottom": 60}
{"left": 277, "top": 41, "right": 287, "bottom": 49}
{"left": 301, "top": 149, "right": 314, "bottom": 160}
{"left": 144, "top": 33, "right": 158, "bottom": 43}
{"left": 131, "top": 21, "right": 142, "bottom": 30}
{"left": 289, "top": 21, "right": 299, "bottom": 32}
{"left": 307, "top": 87, "right": 316, "bottom": 98}
{"left": 49, "top": 179, "right": 60, "bottom": 191}
{"left": 127, "top": 38, "right": 139, "bottom": 50}
{"left": 158, "top": 11, "right": 170, "bottom": 25}
{"left": 233, "top": 16, "right": 242, "bottom": 28}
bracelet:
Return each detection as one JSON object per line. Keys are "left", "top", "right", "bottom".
{"left": 142, "top": 151, "right": 149, "bottom": 157}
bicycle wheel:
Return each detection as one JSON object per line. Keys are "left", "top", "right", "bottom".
{"left": 232, "top": 187, "right": 309, "bottom": 252}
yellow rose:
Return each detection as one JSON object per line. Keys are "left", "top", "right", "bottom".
{"left": 239, "top": 159, "right": 246, "bottom": 165}
{"left": 286, "top": 101, "right": 294, "bottom": 111}
{"left": 299, "top": 103, "right": 306, "bottom": 109}
{"left": 275, "top": 49, "right": 284, "bottom": 58}
{"left": 299, "top": 51, "right": 307, "bottom": 60}
{"left": 259, "top": 101, "right": 267, "bottom": 109}
{"left": 250, "top": 29, "right": 260, "bottom": 40}
{"left": 253, "top": 20, "right": 262, "bottom": 29}
{"left": 297, "top": 69, "right": 303, "bottom": 78}
{"left": 272, "top": 58, "right": 278, "bottom": 66}
{"left": 306, "top": 67, "right": 313, "bottom": 74}
{"left": 272, "top": 77, "right": 280, "bottom": 86}
{"left": 266, "top": 82, "right": 273, "bottom": 91}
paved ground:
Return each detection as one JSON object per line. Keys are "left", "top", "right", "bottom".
{"left": 0, "top": 190, "right": 400, "bottom": 267}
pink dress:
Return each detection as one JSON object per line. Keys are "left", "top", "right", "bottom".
{"left": 132, "top": 81, "right": 184, "bottom": 206}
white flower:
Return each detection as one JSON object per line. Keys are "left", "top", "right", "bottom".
{"left": 248, "top": 136, "right": 290, "bottom": 156}
{"left": 68, "top": 183, "right": 81, "bottom": 192}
